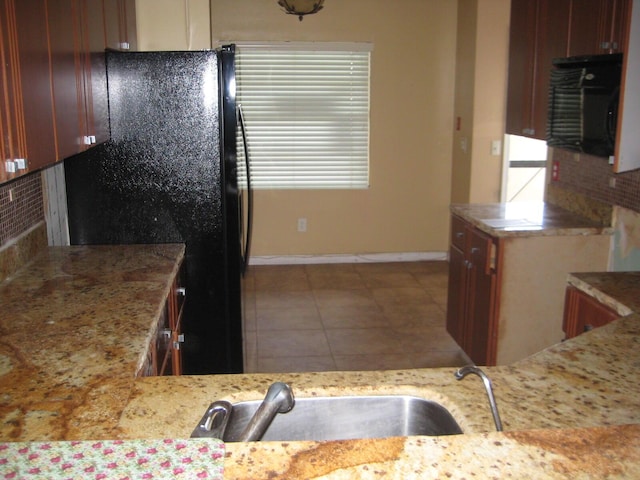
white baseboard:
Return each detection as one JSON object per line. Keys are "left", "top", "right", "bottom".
{"left": 249, "top": 251, "right": 448, "bottom": 266}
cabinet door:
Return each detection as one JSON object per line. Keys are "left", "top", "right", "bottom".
{"left": 47, "top": 0, "right": 84, "bottom": 160}
{"left": 465, "top": 228, "right": 498, "bottom": 366}
{"left": 506, "top": 0, "right": 570, "bottom": 139}
{"left": 568, "top": 0, "right": 630, "bottom": 55}
{"left": 104, "top": 0, "right": 136, "bottom": 51}
{"left": 81, "top": 0, "right": 109, "bottom": 145}
{"left": 49, "top": 0, "right": 109, "bottom": 159}
{"left": 0, "top": 2, "right": 22, "bottom": 182}
{"left": 4, "top": 0, "right": 56, "bottom": 173}
{"left": 563, "top": 286, "right": 620, "bottom": 339}
{"left": 446, "top": 243, "right": 467, "bottom": 349}
{"left": 505, "top": 0, "right": 538, "bottom": 137}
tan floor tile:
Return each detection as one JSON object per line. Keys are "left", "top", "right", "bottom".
{"left": 307, "top": 271, "right": 365, "bottom": 290}
{"left": 319, "top": 305, "right": 389, "bottom": 329}
{"left": 256, "top": 290, "right": 316, "bottom": 310}
{"left": 325, "top": 328, "right": 403, "bottom": 356}
{"left": 383, "top": 303, "right": 446, "bottom": 328}
{"left": 392, "top": 326, "right": 460, "bottom": 353}
{"left": 249, "top": 260, "right": 468, "bottom": 373}
{"left": 409, "top": 349, "right": 472, "bottom": 369}
{"left": 361, "top": 272, "right": 421, "bottom": 288}
{"left": 333, "top": 354, "right": 414, "bottom": 371}
{"left": 371, "top": 287, "right": 433, "bottom": 306}
{"left": 313, "top": 289, "right": 378, "bottom": 309}
{"left": 258, "top": 329, "right": 331, "bottom": 357}
{"left": 305, "top": 263, "right": 358, "bottom": 273}
{"left": 253, "top": 265, "right": 310, "bottom": 291}
{"left": 257, "top": 307, "right": 322, "bottom": 331}
{"left": 256, "top": 356, "right": 336, "bottom": 373}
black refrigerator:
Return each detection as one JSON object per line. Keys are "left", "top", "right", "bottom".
{"left": 64, "top": 46, "right": 251, "bottom": 374}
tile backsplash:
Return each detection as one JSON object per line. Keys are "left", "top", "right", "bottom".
{"left": 0, "top": 172, "right": 48, "bottom": 282}
{"left": 0, "top": 172, "right": 45, "bottom": 247}
{"left": 549, "top": 148, "right": 640, "bottom": 213}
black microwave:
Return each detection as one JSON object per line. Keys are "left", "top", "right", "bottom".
{"left": 546, "top": 53, "right": 623, "bottom": 158}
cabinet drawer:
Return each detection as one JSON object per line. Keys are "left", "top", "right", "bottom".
{"left": 450, "top": 215, "right": 467, "bottom": 250}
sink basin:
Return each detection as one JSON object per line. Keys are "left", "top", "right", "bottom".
{"left": 192, "top": 395, "right": 463, "bottom": 442}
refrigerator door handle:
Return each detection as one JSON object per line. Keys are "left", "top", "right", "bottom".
{"left": 238, "top": 104, "right": 253, "bottom": 276}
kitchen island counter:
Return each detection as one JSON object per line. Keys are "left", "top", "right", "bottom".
{"left": 451, "top": 202, "right": 612, "bottom": 237}
{"left": 0, "top": 244, "right": 185, "bottom": 440}
{"left": 2, "top": 244, "right": 640, "bottom": 478}
{"left": 119, "top": 313, "right": 640, "bottom": 478}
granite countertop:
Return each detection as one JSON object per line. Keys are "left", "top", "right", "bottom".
{"left": 120, "top": 314, "right": 640, "bottom": 478}
{"left": 451, "top": 202, "right": 613, "bottom": 237}
{"left": 0, "top": 244, "right": 185, "bottom": 441}
{"left": 567, "top": 271, "right": 640, "bottom": 315}
{"left": 2, "top": 244, "right": 640, "bottom": 478}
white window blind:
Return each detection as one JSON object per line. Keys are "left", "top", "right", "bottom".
{"left": 236, "top": 43, "right": 371, "bottom": 189}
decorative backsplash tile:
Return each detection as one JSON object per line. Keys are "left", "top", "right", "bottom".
{"left": 0, "top": 173, "right": 47, "bottom": 282}
{"left": 0, "top": 172, "right": 45, "bottom": 247}
{"left": 548, "top": 148, "right": 640, "bottom": 213}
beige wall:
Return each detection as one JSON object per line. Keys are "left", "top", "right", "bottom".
{"left": 211, "top": 0, "right": 458, "bottom": 257}
{"left": 136, "top": 0, "right": 211, "bottom": 50}
{"left": 451, "top": 0, "right": 510, "bottom": 205}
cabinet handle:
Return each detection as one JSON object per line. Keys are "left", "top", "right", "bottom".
{"left": 173, "top": 334, "right": 185, "bottom": 350}
{"left": 176, "top": 287, "right": 186, "bottom": 296}
{"left": 455, "top": 232, "right": 464, "bottom": 239}
{"left": 161, "top": 329, "right": 171, "bottom": 338}
{"left": 5, "top": 159, "right": 27, "bottom": 172}
{"left": 583, "top": 324, "right": 594, "bottom": 332}
{"left": 471, "top": 247, "right": 480, "bottom": 254}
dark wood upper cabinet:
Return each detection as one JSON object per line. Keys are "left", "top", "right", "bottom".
{"left": 568, "top": 0, "right": 630, "bottom": 55}
{"left": 506, "top": 0, "right": 570, "bottom": 140}
{"left": 48, "top": 0, "right": 111, "bottom": 160}
{"left": 0, "top": 0, "right": 56, "bottom": 178}
{"left": 1, "top": 0, "right": 137, "bottom": 185}
{"left": 506, "top": 0, "right": 631, "bottom": 141}
{"left": 104, "top": 0, "right": 137, "bottom": 51}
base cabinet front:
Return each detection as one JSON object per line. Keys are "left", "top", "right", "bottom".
{"left": 139, "top": 262, "right": 185, "bottom": 377}
{"left": 563, "top": 286, "right": 620, "bottom": 339}
{"left": 447, "top": 214, "right": 611, "bottom": 366}
{"left": 446, "top": 216, "right": 499, "bottom": 366}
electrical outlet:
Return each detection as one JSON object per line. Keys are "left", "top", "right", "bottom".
{"left": 491, "top": 140, "right": 502, "bottom": 156}
{"left": 297, "top": 218, "right": 307, "bottom": 232}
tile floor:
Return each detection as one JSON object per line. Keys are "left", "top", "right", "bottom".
{"left": 243, "top": 261, "right": 472, "bottom": 373}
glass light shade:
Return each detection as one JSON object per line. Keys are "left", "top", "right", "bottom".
{"left": 277, "top": 0, "right": 325, "bottom": 20}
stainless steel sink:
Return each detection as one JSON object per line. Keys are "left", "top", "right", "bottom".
{"left": 192, "top": 395, "right": 463, "bottom": 442}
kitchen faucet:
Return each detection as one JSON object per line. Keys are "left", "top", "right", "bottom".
{"left": 455, "top": 365, "right": 503, "bottom": 431}
{"left": 238, "top": 382, "right": 295, "bottom": 442}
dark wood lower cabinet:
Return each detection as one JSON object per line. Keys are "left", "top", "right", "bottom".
{"left": 563, "top": 286, "right": 620, "bottom": 339}
{"left": 446, "top": 213, "right": 611, "bottom": 366}
{"left": 139, "top": 263, "right": 185, "bottom": 377}
{"left": 446, "top": 216, "right": 499, "bottom": 366}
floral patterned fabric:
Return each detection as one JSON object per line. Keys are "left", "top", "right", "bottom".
{"left": 0, "top": 438, "right": 224, "bottom": 479}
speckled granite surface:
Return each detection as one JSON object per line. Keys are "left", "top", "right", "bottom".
{"left": 568, "top": 271, "right": 640, "bottom": 316}
{"left": 545, "top": 183, "right": 614, "bottom": 226}
{"left": 119, "top": 315, "right": 640, "bottom": 478}
{"left": 1, "top": 244, "right": 639, "bottom": 478}
{"left": 0, "top": 244, "right": 184, "bottom": 441}
{"left": 451, "top": 202, "right": 613, "bottom": 237}
{"left": 0, "top": 221, "right": 48, "bottom": 284}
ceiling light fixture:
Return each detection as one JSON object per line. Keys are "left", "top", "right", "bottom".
{"left": 277, "top": 0, "right": 325, "bottom": 21}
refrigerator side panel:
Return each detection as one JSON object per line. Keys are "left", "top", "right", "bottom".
{"left": 65, "top": 50, "right": 242, "bottom": 374}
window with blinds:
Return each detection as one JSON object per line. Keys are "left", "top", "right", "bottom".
{"left": 236, "top": 43, "right": 371, "bottom": 189}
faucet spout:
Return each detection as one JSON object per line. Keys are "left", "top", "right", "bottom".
{"left": 455, "top": 365, "right": 503, "bottom": 432}
{"left": 238, "top": 382, "right": 295, "bottom": 442}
